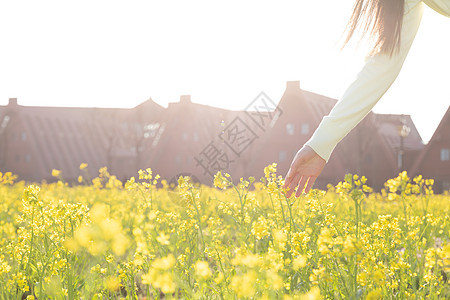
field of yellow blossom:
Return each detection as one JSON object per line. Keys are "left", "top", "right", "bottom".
{"left": 0, "top": 164, "right": 449, "bottom": 299}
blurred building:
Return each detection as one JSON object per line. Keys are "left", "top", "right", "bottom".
{"left": 410, "top": 107, "right": 450, "bottom": 193}
{"left": 1, "top": 82, "right": 448, "bottom": 191}
{"left": 0, "top": 97, "right": 165, "bottom": 182}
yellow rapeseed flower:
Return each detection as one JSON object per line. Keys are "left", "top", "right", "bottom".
{"left": 343, "top": 236, "right": 357, "bottom": 256}
{"left": 264, "top": 163, "right": 277, "bottom": 179}
{"left": 214, "top": 272, "right": 224, "bottom": 284}
{"left": 142, "top": 269, "right": 176, "bottom": 294}
{"left": 194, "top": 261, "right": 212, "bottom": 279}
{"left": 105, "top": 276, "right": 120, "bottom": 292}
{"left": 156, "top": 232, "right": 170, "bottom": 245}
{"left": 231, "top": 253, "right": 261, "bottom": 268}
{"left": 366, "top": 288, "right": 382, "bottom": 300}
{"left": 266, "top": 270, "right": 283, "bottom": 290}
{"left": 372, "top": 269, "right": 384, "bottom": 284}
{"left": 152, "top": 254, "right": 176, "bottom": 270}
{"left": 317, "top": 227, "right": 333, "bottom": 255}
{"left": 231, "top": 271, "right": 257, "bottom": 298}
{"left": 251, "top": 216, "right": 270, "bottom": 240}
{"left": 157, "top": 272, "right": 176, "bottom": 294}
{"left": 213, "top": 172, "right": 230, "bottom": 189}
{"left": 111, "top": 233, "right": 128, "bottom": 256}
{"left": 74, "top": 225, "right": 92, "bottom": 248}
{"left": 100, "top": 219, "right": 122, "bottom": 240}
{"left": 273, "top": 229, "right": 287, "bottom": 250}
{"left": 300, "top": 286, "right": 321, "bottom": 300}
{"left": 90, "top": 203, "right": 109, "bottom": 224}
{"left": 293, "top": 255, "right": 307, "bottom": 270}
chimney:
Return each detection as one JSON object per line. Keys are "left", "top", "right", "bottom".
{"left": 8, "top": 98, "right": 18, "bottom": 106}
{"left": 286, "top": 81, "right": 300, "bottom": 90}
{"left": 180, "top": 95, "right": 191, "bottom": 104}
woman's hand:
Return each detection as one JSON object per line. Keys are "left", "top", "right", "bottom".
{"left": 283, "top": 145, "right": 326, "bottom": 197}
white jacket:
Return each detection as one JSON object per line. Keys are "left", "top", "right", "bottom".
{"left": 305, "top": 0, "right": 450, "bottom": 162}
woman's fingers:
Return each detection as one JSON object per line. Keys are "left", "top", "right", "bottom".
{"left": 295, "top": 175, "right": 308, "bottom": 197}
{"left": 284, "top": 171, "right": 300, "bottom": 198}
{"left": 304, "top": 176, "right": 317, "bottom": 194}
{"left": 283, "top": 169, "right": 294, "bottom": 189}
{"left": 284, "top": 145, "right": 326, "bottom": 198}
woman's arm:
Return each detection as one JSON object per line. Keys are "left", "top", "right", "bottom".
{"left": 284, "top": 1, "right": 425, "bottom": 197}
{"left": 305, "top": 1, "right": 425, "bottom": 162}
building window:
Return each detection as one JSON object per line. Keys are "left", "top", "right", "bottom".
{"left": 175, "top": 155, "right": 181, "bottom": 164}
{"left": 144, "top": 123, "right": 159, "bottom": 138}
{"left": 1, "top": 115, "right": 10, "bottom": 129}
{"left": 286, "top": 123, "right": 294, "bottom": 135}
{"left": 25, "top": 154, "right": 31, "bottom": 163}
{"left": 21, "top": 132, "right": 27, "bottom": 141}
{"left": 441, "top": 148, "right": 450, "bottom": 161}
{"left": 279, "top": 151, "right": 286, "bottom": 162}
{"left": 193, "top": 132, "right": 199, "bottom": 142}
{"left": 182, "top": 133, "right": 188, "bottom": 141}
{"left": 301, "top": 123, "right": 310, "bottom": 135}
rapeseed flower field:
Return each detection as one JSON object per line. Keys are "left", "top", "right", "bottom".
{"left": 0, "top": 164, "right": 448, "bottom": 299}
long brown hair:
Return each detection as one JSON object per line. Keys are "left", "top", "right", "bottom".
{"left": 343, "top": 0, "right": 405, "bottom": 56}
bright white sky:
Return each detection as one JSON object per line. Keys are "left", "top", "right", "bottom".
{"left": 1, "top": 0, "right": 449, "bottom": 143}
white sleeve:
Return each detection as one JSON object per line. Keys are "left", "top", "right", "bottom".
{"left": 424, "top": 0, "right": 450, "bottom": 16}
{"left": 305, "top": 1, "right": 425, "bottom": 162}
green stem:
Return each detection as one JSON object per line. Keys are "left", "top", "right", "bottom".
{"left": 232, "top": 185, "right": 244, "bottom": 224}
{"left": 278, "top": 195, "right": 287, "bottom": 227}
{"left": 333, "top": 259, "right": 350, "bottom": 297}
{"left": 191, "top": 190, "right": 206, "bottom": 258}
{"left": 353, "top": 194, "right": 360, "bottom": 299}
